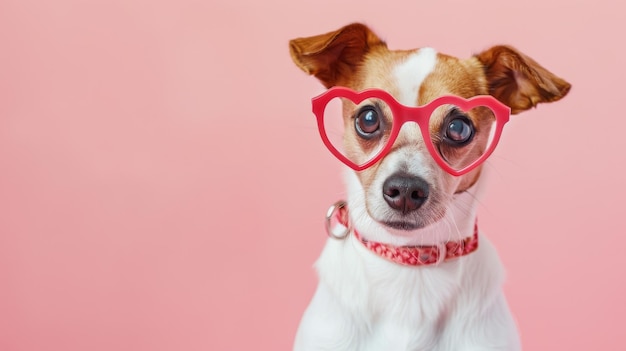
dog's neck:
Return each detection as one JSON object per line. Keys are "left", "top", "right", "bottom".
{"left": 352, "top": 221, "right": 479, "bottom": 266}
{"left": 344, "top": 169, "right": 482, "bottom": 248}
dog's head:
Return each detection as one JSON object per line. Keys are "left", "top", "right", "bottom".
{"left": 289, "top": 23, "right": 570, "bottom": 243}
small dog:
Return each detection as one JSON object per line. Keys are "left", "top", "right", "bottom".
{"left": 289, "top": 23, "right": 570, "bottom": 350}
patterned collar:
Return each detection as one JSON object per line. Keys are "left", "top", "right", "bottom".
{"left": 353, "top": 224, "right": 479, "bottom": 266}
{"left": 334, "top": 202, "right": 479, "bottom": 266}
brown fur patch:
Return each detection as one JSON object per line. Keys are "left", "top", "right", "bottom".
{"left": 475, "top": 45, "right": 571, "bottom": 114}
{"left": 289, "top": 23, "right": 387, "bottom": 88}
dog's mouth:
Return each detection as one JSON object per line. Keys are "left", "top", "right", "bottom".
{"left": 374, "top": 203, "right": 447, "bottom": 232}
{"left": 380, "top": 220, "right": 424, "bottom": 231}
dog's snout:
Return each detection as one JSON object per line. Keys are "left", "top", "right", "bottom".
{"left": 383, "top": 174, "right": 429, "bottom": 213}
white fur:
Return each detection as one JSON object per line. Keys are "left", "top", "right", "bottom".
{"left": 294, "top": 46, "right": 520, "bottom": 351}
{"left": 393, "top": 47, "right": 438, "bottom": 107}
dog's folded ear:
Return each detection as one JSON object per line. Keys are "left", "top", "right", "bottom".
{"left": 289, "top": 23, "right": 386, "bottom": 88}
{"left": 475, "top": 46, "right": 571, "bottom": 114}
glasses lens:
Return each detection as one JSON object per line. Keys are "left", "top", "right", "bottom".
{"left": 429, "top": 104, "right": 497, "bottom": 172}
{"left": 322, "top": 97, "right": 394, "bottom": 168}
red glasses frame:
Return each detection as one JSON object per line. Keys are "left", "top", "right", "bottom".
{"left": 312, "top": 87, "right": 511, "bottom": 176}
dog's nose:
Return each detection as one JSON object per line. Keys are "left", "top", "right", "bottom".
{"left": 382, "top": 173, "right": 429, "bottom": 213}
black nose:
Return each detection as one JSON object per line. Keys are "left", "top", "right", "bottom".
{"left": 382, "top": 173, "right": 429, "bottom": 213}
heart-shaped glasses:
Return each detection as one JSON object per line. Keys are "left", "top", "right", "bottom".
{"left": 312, "top": 87, "right": 510, "bottom": 176}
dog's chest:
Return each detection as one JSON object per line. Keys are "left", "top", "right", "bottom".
{"left": 315, "top": 237, "right": 465, "bottom": 348}
{"left": 361, "top": 317, "right": 444, "bottom": 351}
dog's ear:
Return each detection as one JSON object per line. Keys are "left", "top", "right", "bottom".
{"left": 475, "top": 45, "right": 571, "bottom": 114}
{"left": 289, "top": 23, "right": 386, "bottom": 88}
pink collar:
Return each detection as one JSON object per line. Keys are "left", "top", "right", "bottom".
{"left": 334, "top": 204, "right": 479, "bottom": 266}
{"left": 353, "top": 224, "right": 479, "bottom": 266}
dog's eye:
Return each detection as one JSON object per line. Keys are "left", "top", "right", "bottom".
{"left": 444, "top": 116, "right": 474, "bottom": 145}
{"left": 355, "top": 107, "right": 380, "bottom": 137}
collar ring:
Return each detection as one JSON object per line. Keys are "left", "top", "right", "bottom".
{"left": 325, "top": 200, "right": 351, "bottom": 240}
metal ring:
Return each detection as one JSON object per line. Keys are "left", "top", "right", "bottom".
{"left": 325, "top": 200, "right": 351, "bottom": 240}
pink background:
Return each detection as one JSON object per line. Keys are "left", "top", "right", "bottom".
{"left": 1, "top": 0, "right": 623, "bottom": 349}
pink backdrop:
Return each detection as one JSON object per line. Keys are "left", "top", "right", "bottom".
{"left": 1, "top": 0, "right": 623, "bottom": 349}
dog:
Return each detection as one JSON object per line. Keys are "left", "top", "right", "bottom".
{"left": 289, "top": 23, "right": 570, "bottom": 350}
